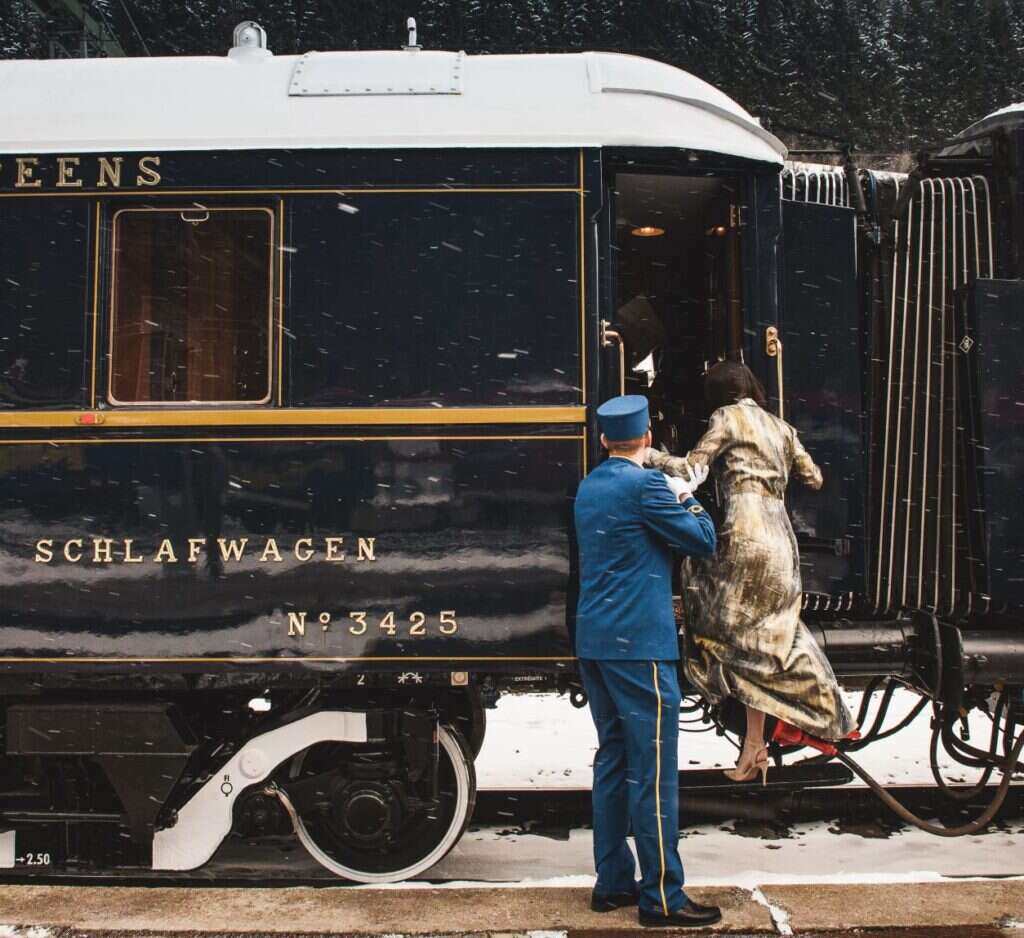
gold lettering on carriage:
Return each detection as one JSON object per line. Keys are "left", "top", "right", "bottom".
{"left": 3, "top": 155, "right": 162, "bottom": 189}
{"left": 32, "top": 536, "right": 376, "bottom": 564}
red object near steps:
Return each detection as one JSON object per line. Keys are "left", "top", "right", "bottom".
{"left": 770, "top": 720, "right": 861, "bottom": 756}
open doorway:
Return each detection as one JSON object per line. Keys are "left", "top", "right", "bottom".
{"left": 609, "top": 172, "right": 744, "bottom": 452}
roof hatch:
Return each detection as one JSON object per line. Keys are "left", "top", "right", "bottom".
{"left": 288, "top": 49, "right": 464, "bottom": 97}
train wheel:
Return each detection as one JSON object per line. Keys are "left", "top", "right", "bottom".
{"left": 272, "top": 724, "right": 475, "bottom": 883}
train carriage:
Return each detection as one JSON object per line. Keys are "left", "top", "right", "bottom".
{"left": 0, "top": 24, "right": 790, "bottom": 880}
{"left": 0, "top": 22, "right": 1020, "bottom": 882}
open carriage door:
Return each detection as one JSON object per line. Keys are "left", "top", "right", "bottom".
{"left": 774, "top": 170, "right": 866, "bottom": 608}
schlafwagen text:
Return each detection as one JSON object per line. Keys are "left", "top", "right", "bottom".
{"left": 33, "top": 536, "right": 376, "bottom": 564}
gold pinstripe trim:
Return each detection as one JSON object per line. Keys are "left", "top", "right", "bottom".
{"left": 276, "top": 198, "right": 285, "bottom": 406}
{"left": 578, "top": 149, "right": 587, "bottom": 408}
{"left": 0, "top": 405, "right": 585, "bottom": 430}
{"left": 89, "top": 202, "right": 101, "bottom": 408}
{"left": 578, "top": 148, "right": 589, "bottom": 475}
{"left": 0, "top": 433, "right": 583, "bottom": 446}
{"left": 0, "top": 186, "right": 579, "bottom": 199}
{"left": 652, "top": 661, "right": 669, "bottom": 917}
{"left": 0, "top": 655, "right": 577, "bottom": 664}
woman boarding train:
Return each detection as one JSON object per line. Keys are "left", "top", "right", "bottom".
{"left": 571, "top": 375, "right": 854, "bottom": 928}
{"left": 646, "top": 361, "right": 857, "bottom": 782}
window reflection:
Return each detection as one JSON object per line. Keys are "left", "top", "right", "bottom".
{"left": 109, "top": 207, "right": 273, "bottom": 404}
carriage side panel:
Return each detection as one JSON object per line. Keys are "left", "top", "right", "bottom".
{"left": 779, "top": 199, "right": 866, "bottom": 603}
{"left": 0, "top": 148, "right": 588, "bottom": 672}
{"left": 0, "top": 433, "right": 577, "bottom": 667}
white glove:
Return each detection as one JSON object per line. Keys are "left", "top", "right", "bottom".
{"left": 664, "top": 462, "right": 709, "bottom": 500}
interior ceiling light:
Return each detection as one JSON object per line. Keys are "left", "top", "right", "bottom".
{"left": 631, "top": 226, "right": 665, "bottom": 238}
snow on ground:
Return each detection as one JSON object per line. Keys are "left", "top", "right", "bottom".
{"left": 447, "top": 688, "right": 1023, "bottom": 887}
{"left": 474, "top": 688, "right": 1002, "bottom": 789}
{"left": 431, "top": 819, "right": 1023, "bottom": 885}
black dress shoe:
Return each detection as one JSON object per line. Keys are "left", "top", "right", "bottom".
{"left": 590, "top": 889, "right": 640, "bottom": 912}
{"left": 639, "top": 899, "right": 723, "bottom": 928}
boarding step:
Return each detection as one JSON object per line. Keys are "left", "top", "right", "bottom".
{"left": 678, "top": 761, "right": 853, "bottom": 790}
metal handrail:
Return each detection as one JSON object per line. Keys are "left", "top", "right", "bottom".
{"left": 765, "top": 325, "right": 784, "bottom": 419}
{"left": 600, "top": 319, "right": 626, "bottom": 396}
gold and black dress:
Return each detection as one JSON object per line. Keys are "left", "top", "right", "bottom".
{"left": 648, "top": 398, "right": 855, "bottom": 740}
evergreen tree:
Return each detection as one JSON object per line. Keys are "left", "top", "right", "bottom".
{"left": 1, "top": 0, "right": 1021, "bottom": 150}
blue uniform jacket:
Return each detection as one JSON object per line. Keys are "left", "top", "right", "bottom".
{"left": 574, "top": 456, "right": 717, "bottom": 660}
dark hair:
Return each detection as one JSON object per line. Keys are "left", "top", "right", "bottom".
{"left": 704, "top": 361, "right": 768, "bottom": 412}
{"left": 604, "top": 434, "right": 647, "bottom": 454}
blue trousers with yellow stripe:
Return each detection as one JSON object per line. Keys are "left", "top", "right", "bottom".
{"left": 578, "top": 659, "right": 686, "bottom": 916}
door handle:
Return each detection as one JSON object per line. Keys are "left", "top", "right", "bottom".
{"left": 765, "top": 325, "right": 784, "bottom": 420}
{"left": 601, "top": 319, "right": 626, "bottom": 397}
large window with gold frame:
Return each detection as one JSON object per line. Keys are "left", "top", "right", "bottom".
{"left": 108, "top": 206, "right": 274, "bottom": 405}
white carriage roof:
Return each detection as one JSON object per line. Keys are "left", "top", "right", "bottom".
{"left": 958, "top": 102, "right": 1024, "bottom": 137}
{"left": 0, "top": 49, "right": 785, "bottom": 164}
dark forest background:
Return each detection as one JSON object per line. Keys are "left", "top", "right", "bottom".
{"left": 1, "top": 0, "right": 1021, "bottom": 154}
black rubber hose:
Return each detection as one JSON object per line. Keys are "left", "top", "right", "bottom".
{"left": 865, "top": 680, "right": 898, "bottom": 735}
{"left": 840, "top": 680, "right": 896, "bottom": 751}
{"left": 799, "top": 693, "right": 929, "bottom": 769}
{"left": 1004, "top": 706, "right": 1018, "bottom": 759}
{"left": 843, "top": 683, "right": 927, "bottom": 752}
{"left": 854, "top": 677, "right": 886, "bottom": 727}
{"left": 865, "top": 696, "right": 929, "bottom": 744}
{"left": 836, "top": 723, "right": 1024, "bottom": 837}
{"left": 942, "top": 718, "right": 1004, "bottom": 768}
{"left": 929, "top": 694, "right": 1004, "bottom": 801}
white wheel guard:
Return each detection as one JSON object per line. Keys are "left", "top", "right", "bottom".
{"left": 0, "top": 830, "right": 14, "bottom": 868}
{"left": 152, "top": 710, "right": 368, "bottom": 871}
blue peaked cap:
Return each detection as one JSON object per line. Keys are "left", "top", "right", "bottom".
{"left": 596, "top": 394, "right": 650, "bottom": 442}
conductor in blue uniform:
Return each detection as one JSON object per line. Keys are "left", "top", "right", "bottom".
{"left": 574, "top": 395, "right": 721, "bottom": 929}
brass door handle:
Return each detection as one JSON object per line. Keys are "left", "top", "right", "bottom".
{"left": 601, "top": 319, "right": 626, "bottom": 397}
{"left": 765, "top": 325, "right": 784, "bottom": 420}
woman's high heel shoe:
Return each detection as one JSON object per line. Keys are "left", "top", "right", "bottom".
{"left": 723, "top": 746, "right": 769, "bottom": 784}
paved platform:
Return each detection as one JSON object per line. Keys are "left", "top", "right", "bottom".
{"left": 0, "top": 880, "right": 1022, "bottom": 935}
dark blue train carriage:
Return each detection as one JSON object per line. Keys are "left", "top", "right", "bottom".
{"left": 768, "top": 117, "right": 1024, "bottom": 824}
{"left": 0, "top": 24, "right": 789, "bottom": 880}
{"left": 0, "top": 21, "right": 1020, "bottom": 880}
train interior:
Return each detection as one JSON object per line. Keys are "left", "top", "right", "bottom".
{"left": 610, "top": 172, "right": 744, "bottom": 454}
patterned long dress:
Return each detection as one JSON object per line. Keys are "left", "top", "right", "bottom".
{"left": 647, "top": 398, "right": 855, "bottom": 740}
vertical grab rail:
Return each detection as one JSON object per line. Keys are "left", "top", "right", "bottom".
{"left": 600, "top": 319, "right": 626, "bottom": 396}
{"left": 765, "top": 325, "right": 784, "bottom": 420}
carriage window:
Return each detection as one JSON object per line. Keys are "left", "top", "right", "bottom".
{"left": 0, "top": 199, "right": 90, "bottom": 407}
{"left": 285, "top": 192, "right": 580, "bottom": 407}
{"left": 109, "top": 207, "right": 273, "bottom": 404}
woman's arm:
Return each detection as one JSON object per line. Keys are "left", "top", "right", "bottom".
{"left": 646, "top": 409, "right": 730, "bottom": 476}
{"left": 645, "top": 447, "right": 691, "bottom": 477}
{"left": 791, "top": 430, "right": 824, "bottom": 489}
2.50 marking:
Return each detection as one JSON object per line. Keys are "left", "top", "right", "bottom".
{"left": 17, "top": 852, "right": 51, "bottom": 866}
{"left": 287, "top": 609, "right": 458, "bottom": 638}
